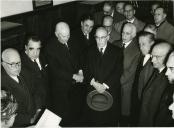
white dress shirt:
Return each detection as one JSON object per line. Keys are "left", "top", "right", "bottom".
{"left": 143, "top": 54, "right": 151, "bottom": 66}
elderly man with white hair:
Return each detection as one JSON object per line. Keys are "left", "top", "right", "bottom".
{"left": 139, "top": 42, "right": 173, "bottom": 126}
{"left": 44, "top": 22, "right": 84, "bottom": 126}
{"left": 113, "top": 23, "right": 141, "bottom": 126}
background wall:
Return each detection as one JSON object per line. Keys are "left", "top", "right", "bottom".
{"left": 1, "top": 0, "right": 75, "bottom": 18}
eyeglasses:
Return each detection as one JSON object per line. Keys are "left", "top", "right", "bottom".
{"left": 95, "top": 35, "right": 107, "bottom": 40}
{"left": 3, "top": 61, "right": 21, "bottom": 68}
{"left": 151, "top": 55, "right": 165, "bottom": 60}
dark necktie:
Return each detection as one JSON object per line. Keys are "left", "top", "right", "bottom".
{"left": 100, "top": 48, "right": 103, "bottom": 56}
{"left": 122, "top": 43, "right": 125, "bottom": 49}
{"left": 34, "top": 59, "right": 40, "bottom": 71}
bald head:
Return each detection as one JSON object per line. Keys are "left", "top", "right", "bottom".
{"left": 166, "top": 51, "right": 174, "bottom": 84}
{"left": 2, "top": 48, "right": 21, "bottom": 77}
{"left": 2, "top": 48, "right": 20, "bottom": 62}
{"left": 55, "top": 22, "right": 70, "bottom": 44}
{"left": 103, "top": 16, "right": 113, "bottom": 33}
{"left": 151, "top": 42, "right": 172, "bottom": 70}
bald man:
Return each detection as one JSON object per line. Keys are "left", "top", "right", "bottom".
{"left": 44, "top": 22, "right": 83, "bottom": 126}
{"left": 1, "top": 48, "right": 36, "bottom": 127}
{"left": 103, "top": 15, "right": 121, "bottom": 43}
{"left": 113, "top": 23, "right": 141, "bottom": 126}
{"left": 139, "top": 42, "right": 173, "bottom": 126}
{"left": 83, "top": 27, "right": 123, "bottom": 126}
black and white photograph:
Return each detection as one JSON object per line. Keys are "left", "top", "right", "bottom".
{"left": 1, "top": 0, "right": 174, "bottom": 127}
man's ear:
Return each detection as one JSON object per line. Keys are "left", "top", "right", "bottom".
{"left": 133, "top": 10, "right": 136, "bottom": 15}
{"left": 163, "top": 13, "right": 167, "bottom": 19}
{"left": 81, "top": 21, "right": 83, "bottom": 27}
{"left": 25, "top": 45, "right": 27, "bottom": 50}
{"left": 106, "top": 34, "right": 110, "bottom": 41}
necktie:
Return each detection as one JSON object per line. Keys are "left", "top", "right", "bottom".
{"left": 17, "top": 76, "right": 21, "bottom": 84}
{"left": 64, "top": 43, "right": 69, "bottom": 50}
{"left": 122, "top": 43, "right": 125, "bottom": 49}
{"left": 34, "top": 59, "right": 41, "bottom": 70}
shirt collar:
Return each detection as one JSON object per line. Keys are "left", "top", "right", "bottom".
{"left": 158, "top": 66, "right": 165, "bottom": 73}
{"left": 127, "top": 18, "right": 135, "bottom": 23}
{"left": 123, "top": 40, "right": 132, "bottom": 48}
{"left": 98, "top": 44, "right": 107, "bottom": 53}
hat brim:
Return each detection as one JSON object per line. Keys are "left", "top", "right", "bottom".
{"left": 87, "top": 90, "right": 113, "bottom": 111}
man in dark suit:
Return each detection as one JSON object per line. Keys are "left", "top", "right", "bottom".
{"left": 94, "top": 1, "right": 125, "bottom": 26}
{"left": 139, "top": 42, "right": 173, "bottom": 126}
{"left": 114, "top": 2, "right": 126, "bottom": 23}
{"left": 114, "top": 3, "right": 145, "bottom": 34}
{"left": 83, "top": 27, "right": 123, "bottom": 127}
{"left": 21, "top": 36, "right": 49, "bottom": 111}
{"left": 166, "top": 51, "right": 174, "bottom": 85}
{"left": 69, "top": 14, "right": 95, "bottom": 126}
{"left": 70, "top": 13, "right": 95, "bottom": 66}
{"left": 94, "top": 2, "right": 114, "bottom": 26}
{"left": 131, "top": 32, "right": 155, "bottom": 126}
{"left": 103, "top": 15, "right": 121, "bottom": 43}
{"left": 167, "top": 51, "right": 174, "bottom": 121}
{"left": 44, "top": 22, "right": 84, "bottom": 126}
{"left": 154, "top": 7, "right": 174, "bottom": 44}
{"left": 113, "top": 23, "right": 141, "bottom": 126}
{"left": 1, "top": 48, "right": 37, "bottom": 127}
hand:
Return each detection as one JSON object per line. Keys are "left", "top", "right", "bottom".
{"left": 73, "top": 74, "right": 84, "bottom": 83}
{"left": 92, "top": 80, "right": 106, "bottom": 93}
{"left": 30, "top": 109, "right": 41, "bottom": 124}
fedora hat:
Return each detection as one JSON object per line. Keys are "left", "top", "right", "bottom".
{"left": 87, "top": 90, "right": 113, "bottom": 111}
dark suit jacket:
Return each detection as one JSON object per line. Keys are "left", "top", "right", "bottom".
{"left": 113, "top": 39, "right": 141, "bottom": 116}
{"left": 70, "top": 28, "right": 95, "bottom": 68}
{"left": 109, "top": 27, "right": 121, "bottom": 43}
{"left": 131, "top": 55, "right": 154, "bottom": 125}
{"left": 94, "top": 11, "right": 105, "bottom": 26}
{"left": 21, "top": 52, "right": 49, "bottom": 108}
{"left": 94, "top": 10, "right": 126, "bottom": 26}
{"left": 84, "top": 43, "right": 123, "bottom": 126}
{"left": 44, "top": 36, "right": 79, "bottom": 121}
{"left": 1, "top": 67, "right": 36, "bottom": 127}
{"left": 139, "top": 68, "right": 171, "bottom": 126}
{"left": 114, "top": 17, "right": 145, "bottom": 34}
{"left": 156, "top": 20, "right": 174, "bottom": 44}
{"left": 113, "top": 10, "right": 126, "bottom": 23}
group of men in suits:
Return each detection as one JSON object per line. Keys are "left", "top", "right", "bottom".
{"left": 1, "top": 1, "right": 174, "bottom": 127}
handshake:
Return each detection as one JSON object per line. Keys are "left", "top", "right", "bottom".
{"left": 72, "top": 69, "right": 84, "bottom": 83}
{"left": 90, "top": 78, "right": 109, "bottom": 93}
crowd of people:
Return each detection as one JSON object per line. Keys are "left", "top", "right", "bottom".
{"left": 1, "top": 1, "right": 174, "bottom": 127}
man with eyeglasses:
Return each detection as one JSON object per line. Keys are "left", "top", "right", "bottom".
{"left": 83, "top": 27, "right": 123, "bottom": 126}
{"left": 166, "top": 51, "right": 174, "bottom": 124}
{"left": 139, "top": 42, "right": 173, "bottom": 126}
{"left": 44, "top": 22, "right": 84, "bottom": 126}
{"left": 1, "top": 48, "right": 37, "bottom": 127}
{"left": 21, "top": 36, "right": 49, "bottom": 119}
{"left": 103, "top": 15, "right": 121, "bottom": 43}
{"left": 114, "top": 3, "right": 145, "bottom": 34}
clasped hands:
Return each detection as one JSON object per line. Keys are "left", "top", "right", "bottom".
{"left": 72, "top": 69, "right": 84, "bottom": 83}
{"left": 90, "top": 78, "right": 109, "bottom": 93}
